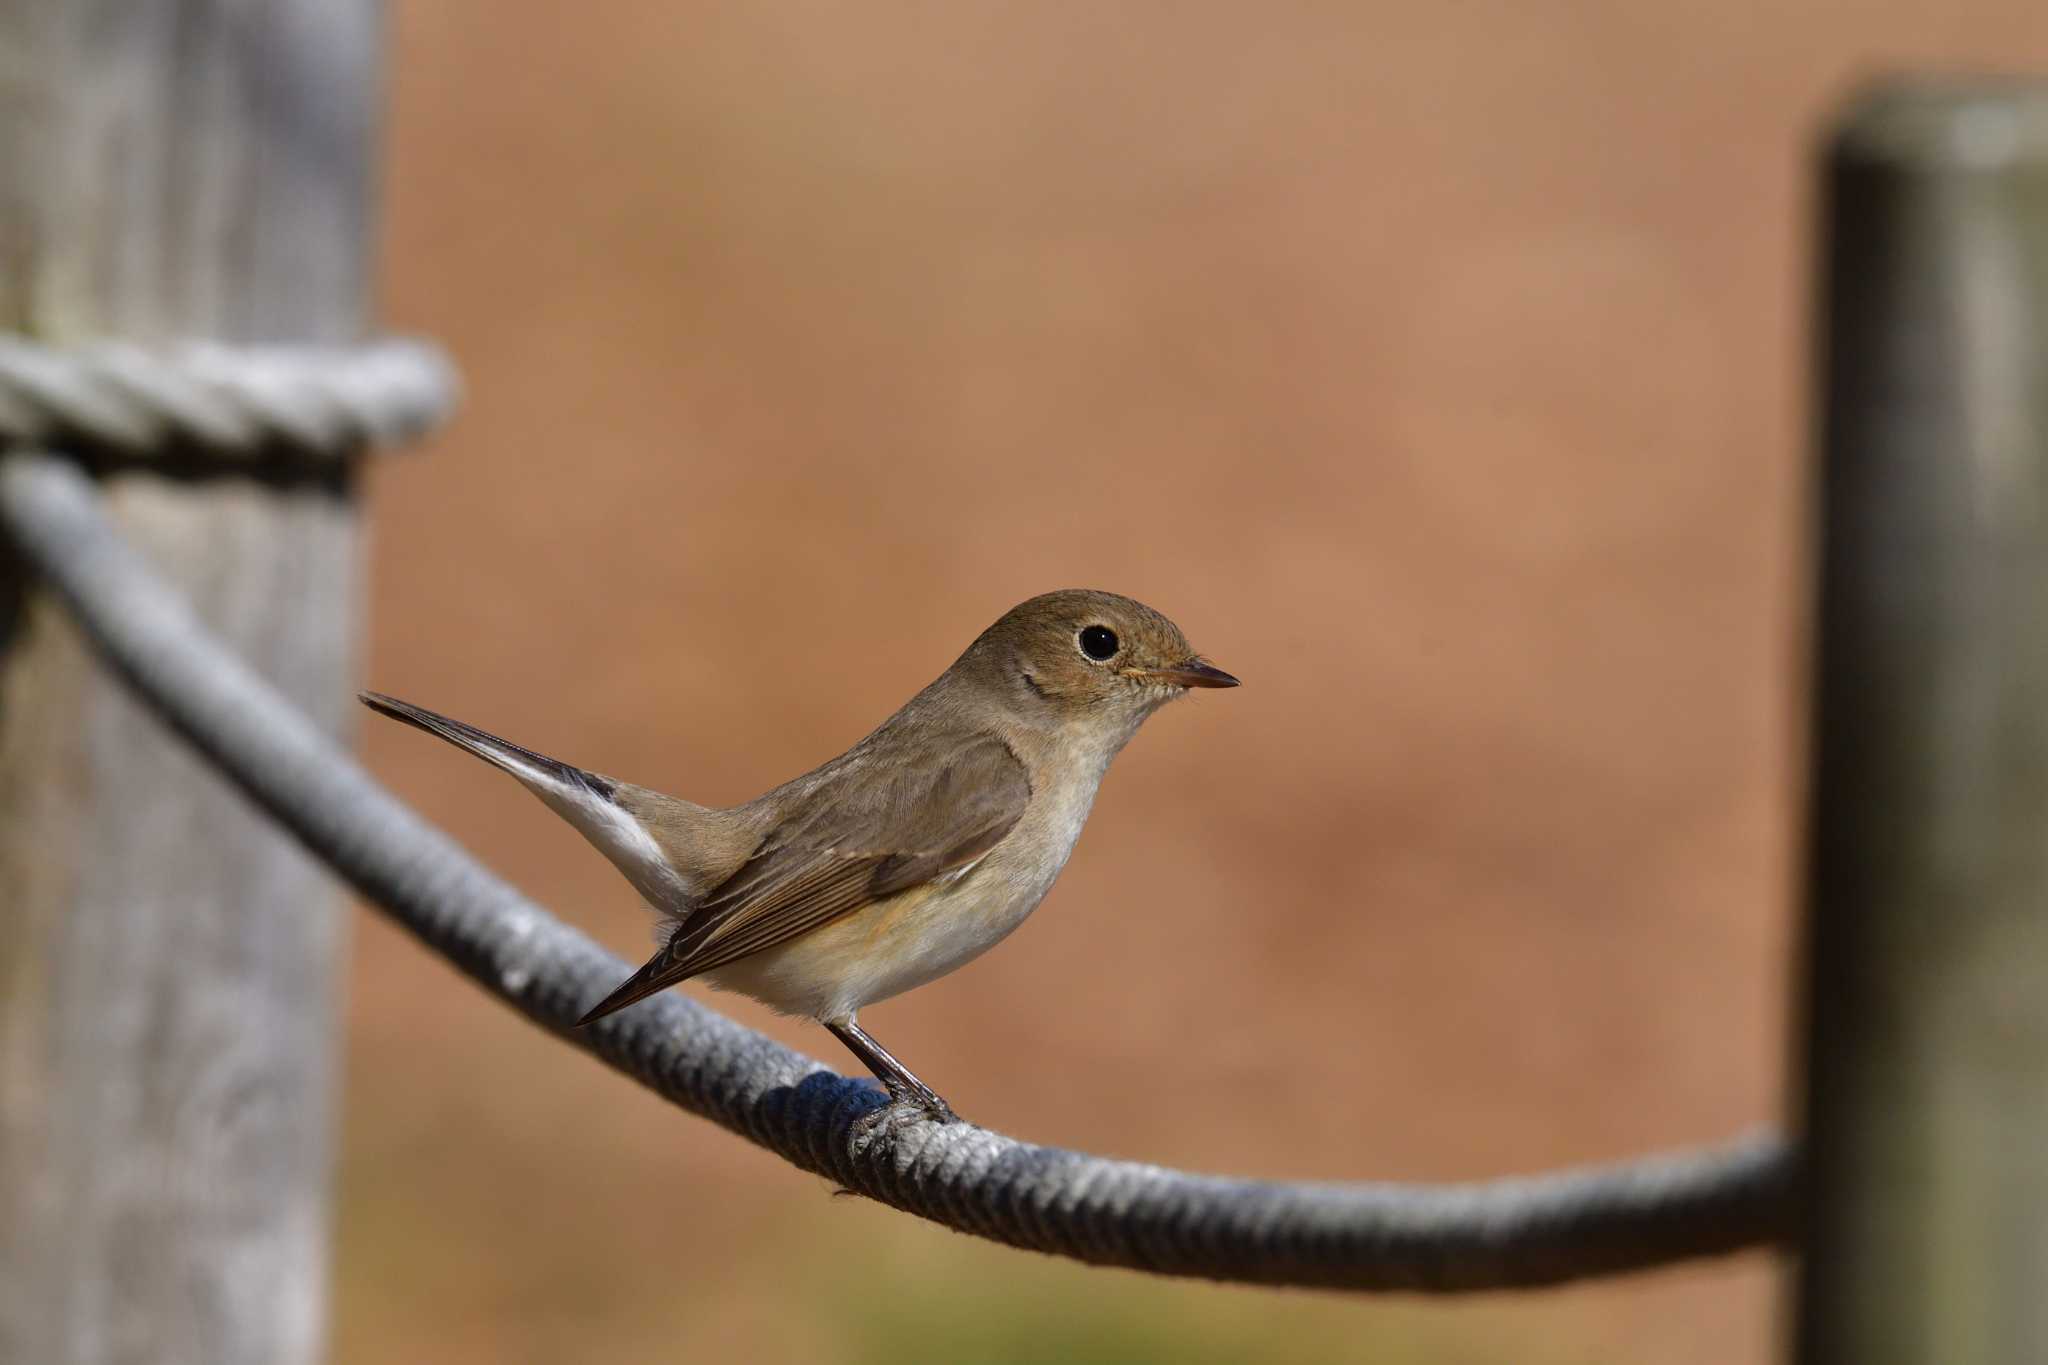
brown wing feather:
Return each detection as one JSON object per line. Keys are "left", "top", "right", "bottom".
{"left": 575, "top": 735, "right": 1030, "bottom": 1025}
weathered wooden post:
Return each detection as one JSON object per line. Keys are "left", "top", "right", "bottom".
{"left": 1800, "top": 82, "right": 2048, "bottom": 1364}
{"left": 0, "top": 4, "right": 384, "bottom": 1362}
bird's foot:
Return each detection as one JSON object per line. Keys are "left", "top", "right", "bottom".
{"left": 846, "top": 1085, "right": 958, "bottom": 1154}
{"left": 824, "top": 1020, "right": 960, "bottom": 1127}
{"left": 883, "top": 1077, "right": 959, "bottom": 1125}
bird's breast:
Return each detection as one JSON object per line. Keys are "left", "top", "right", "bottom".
{"left": 883, "top": 756, "right": 1106, "bottom": 968}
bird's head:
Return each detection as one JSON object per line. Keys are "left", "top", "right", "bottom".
{"left": 962, "top": 588, "right": 1238, "bottom": 735}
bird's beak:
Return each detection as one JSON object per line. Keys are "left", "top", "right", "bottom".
{"left": 1139, "top": 658, "right": 1241, "bottom": 689}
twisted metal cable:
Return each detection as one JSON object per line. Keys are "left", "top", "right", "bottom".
{"left": 0, "top": 451, "right": 1797, "bottom": 1291}
{"left": 0, "top": 337, "right": 458, "bottom": 461}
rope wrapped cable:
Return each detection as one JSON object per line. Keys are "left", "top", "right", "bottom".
{"left": 0, "top": 336, "right": 458, "bottom": 461}
{"left": 0, "top": 450, "right": 1797, "bottom": 1291}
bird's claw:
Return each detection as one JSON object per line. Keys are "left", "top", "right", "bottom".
{"left": 885, "top": 1080, "right": 959, "bottom": 1125}
{"left": 850, "top": 1081, "right": 959, "bottom": 1136}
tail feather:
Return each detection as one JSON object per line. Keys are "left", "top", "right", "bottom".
{"left": 359, "top": 691, "right": 616, "bottom": 801}
{"left": 360, "top": 689, "right": 706, "bottom": 924}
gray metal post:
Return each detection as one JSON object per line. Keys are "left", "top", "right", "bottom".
{"left": 1800, "top": 82, "right": 2048, "bottom": 1364}
{"left": 0, "top": 4, "right": 383, "bottom": 1362}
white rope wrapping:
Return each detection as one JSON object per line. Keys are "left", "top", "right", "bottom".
{"left": 0, "top": 336, "right": 458, "bottom": 461}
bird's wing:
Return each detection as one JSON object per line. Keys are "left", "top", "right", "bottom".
{"left": 575, "top": 734, "right": 1031, "bottom": 1024}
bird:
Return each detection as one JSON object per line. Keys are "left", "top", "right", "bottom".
{"left": 360, "top": 588, "right": 1237, "bottom": 1119}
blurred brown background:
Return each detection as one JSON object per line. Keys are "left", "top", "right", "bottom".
{"left": 344, "top": 4, "right": 2045, "bottom": 1362}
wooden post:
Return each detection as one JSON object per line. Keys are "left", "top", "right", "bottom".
{"left": 1800, "top": 82, "right": 2048, "bottom": 1364}
{"left": 0, "top": 4, "right": 382, "bottom": 1362}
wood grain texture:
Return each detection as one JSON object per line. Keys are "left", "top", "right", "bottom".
{"left": 1800, "top": 82, "right": 2048, "bottom": 1365}
{"left": 0, "top": 3, "right": 381, "bottom": 1361}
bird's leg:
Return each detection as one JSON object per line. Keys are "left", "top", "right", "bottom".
{"left": 827, "top": 1019, "right": 957, "bottom": 1122}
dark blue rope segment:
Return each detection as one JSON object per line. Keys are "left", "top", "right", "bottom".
{"left": 0, "top": 451, "right": 1796, "bottom": 1291}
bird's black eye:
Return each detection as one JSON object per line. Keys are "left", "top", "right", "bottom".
{"left": 1078, "top": 625, "right": 1119, "bottom": 661}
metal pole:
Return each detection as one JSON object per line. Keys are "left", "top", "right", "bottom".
{"left": 0, "top": 4, "right": 383, "bottom": 1361}
{"left": 1800, "top": 81, "right": 2048, "bottom": 1365}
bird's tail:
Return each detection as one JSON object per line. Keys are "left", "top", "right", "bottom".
{"left": 358, "top": 691, "right": 619, "bottom": 803}
{"left": 359, "top": 690, "right": 717, "bottom": 921}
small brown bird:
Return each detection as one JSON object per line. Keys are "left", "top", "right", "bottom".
{"left": 362, "top": 589, "right": 1236, "bottom": 1118}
